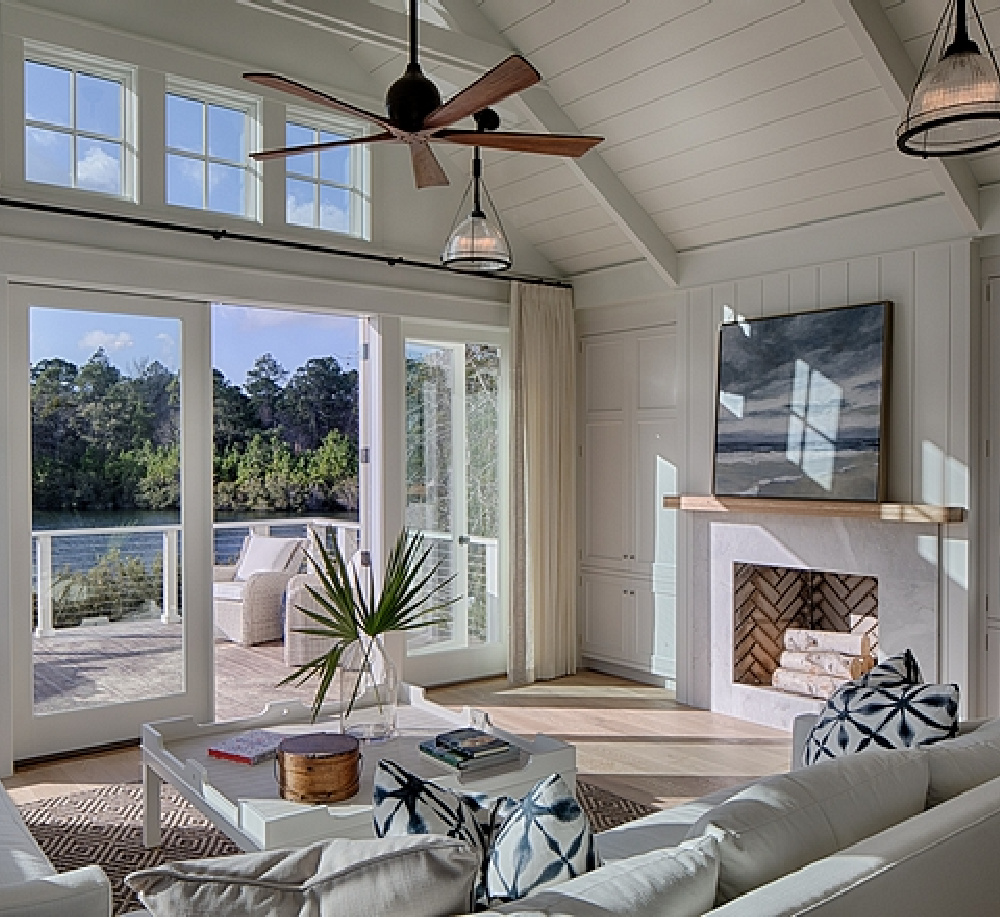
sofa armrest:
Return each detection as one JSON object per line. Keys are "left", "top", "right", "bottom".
{"left": 0, "top": 865, "right": 112, "bottom": 917}
{"left": 791, "top": 713, "right": 819, "bottom": 770}
{"left": 213, "top": 564, "right": 238, "bottom": 583}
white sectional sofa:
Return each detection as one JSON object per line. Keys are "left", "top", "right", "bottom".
{"left": 0, "top": 784, "right": 111, "bottom": 917}
{"left": 5, "top": 714, "right": 1000, "bottom": 916}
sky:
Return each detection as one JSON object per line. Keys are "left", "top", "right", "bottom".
{"left": 29, "top": 305, "right": 360, "bottom": 387}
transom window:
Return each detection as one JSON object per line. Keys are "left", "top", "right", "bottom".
{"left": 165, "top": 80, "right": 259, "bottom": 218}
{"left": 285, "top": 112, "right": 370, "bottom": 239}
{"left": 23, "top": 44, "right": 134, "bottom": 198}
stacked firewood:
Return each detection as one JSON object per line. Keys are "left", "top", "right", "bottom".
{"left": 770, "top": 628, "right": 875, "bottom": 699}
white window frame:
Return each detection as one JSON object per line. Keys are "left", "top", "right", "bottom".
{"left": 164, "top": 75, "right": 262, "bottom": 221}
{"left": 22, "top": 40, "right": 138, "bottom": 202}
{"left": 284, "top": 106, "right": 371, "bottom": 241}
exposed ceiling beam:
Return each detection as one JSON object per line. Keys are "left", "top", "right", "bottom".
{"left": 238, "top": 0, "right": 680, "bottom": 285}
{"left": 834, "top": 0, "right": 981, "bottom": 235}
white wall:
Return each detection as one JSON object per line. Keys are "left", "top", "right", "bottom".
{"left": 576, "top": 235, "right": 982, "bottom": 716}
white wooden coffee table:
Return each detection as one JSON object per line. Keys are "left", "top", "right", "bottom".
{"left": 141, "top": 684, "right": 576, "bottom": 851}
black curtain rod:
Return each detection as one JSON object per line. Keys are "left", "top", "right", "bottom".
{"left": 0, "top": 196, "right": 572, "bottom": 290}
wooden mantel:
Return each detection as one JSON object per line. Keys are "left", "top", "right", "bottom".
{"left": 662, "top": 495, "right": 966, "bottom": 525}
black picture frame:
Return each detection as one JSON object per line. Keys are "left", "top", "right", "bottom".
{"left": 712, "top": 301, "right": 892, "bottom": 502}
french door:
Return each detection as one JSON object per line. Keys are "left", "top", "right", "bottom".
{"left": 8, "top": 284, "right": 213, "bottom": 760}
{"left": 402, "top": 327, "right": 508, "bottom": 686}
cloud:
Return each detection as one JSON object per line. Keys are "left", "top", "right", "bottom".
{"left": 77, "top": 144, "right": 120, "bottom": 193}
{"left": 79, "top": 330, "right": 134, "bottom": 353}
{"left": 286, "top": 192, "right": 314, "bottom": 227}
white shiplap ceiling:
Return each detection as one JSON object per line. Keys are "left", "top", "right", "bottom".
{"left": 333, "top": 0, "right": 1000, "bottom": 277}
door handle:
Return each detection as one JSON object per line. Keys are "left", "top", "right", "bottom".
{"left": 458, "top": 535, "right": 471, "bottom": 545}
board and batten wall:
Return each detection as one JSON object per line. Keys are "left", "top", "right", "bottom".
{"left": 576, "top": 239, "right": 982, "bottom": 717}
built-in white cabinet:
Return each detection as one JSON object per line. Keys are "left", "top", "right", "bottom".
{"left": 988, "top": 624, "right": 1000, "bottom": 718}
{"left": 578, "top": 328, "right": 679, "bottom": 684}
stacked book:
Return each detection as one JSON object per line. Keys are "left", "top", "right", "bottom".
{"left": 419, "top": 727, "right": 521, "bottom": 772}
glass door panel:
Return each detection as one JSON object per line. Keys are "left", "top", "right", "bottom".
{"left": 10, "top": 285, "right": 213, "bottom": 761}
{"left": 30, "top": 308, "right": 184, "bottom": 714}
{"left": 404, "top": 337, "right": 505, "bottom": 684}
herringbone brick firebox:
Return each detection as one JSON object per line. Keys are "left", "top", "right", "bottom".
{"left": 733, "top": 563, "right": 879, "bottom": 688}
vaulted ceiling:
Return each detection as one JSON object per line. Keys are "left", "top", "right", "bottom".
{"left": 239, "top": 0, "right": 1000, "bottom": 281}
{"left": 19, "top": 0, "right": 1000, "bottom": 281}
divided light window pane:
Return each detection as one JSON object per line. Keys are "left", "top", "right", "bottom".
{"left": 166, "top": 92, "right": 251, "bottom": 216}
{"left": 24, "top": 58, "right": 125, "bottom": 197}
{"left": 284, "top": 120, "right": 359, "bottom": 235}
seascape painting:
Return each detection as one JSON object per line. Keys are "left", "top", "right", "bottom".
{"left": 713, "top": 301, "right": 890, "bottom": 501}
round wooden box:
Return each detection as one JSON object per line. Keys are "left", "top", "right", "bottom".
{"left": 276, "top": 733, "right": 361, "bottom": 804}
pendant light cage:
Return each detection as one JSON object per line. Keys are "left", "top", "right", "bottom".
{"left": 898, "top": 0, "right": 1000, "bottom": 157}
{"left": 441, "top": 160, "right": 512, "bottom": 273}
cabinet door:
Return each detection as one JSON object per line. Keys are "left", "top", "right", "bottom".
{"left": 584, "top": 337, "right": 626, "bottom": 412}
{"left": 989, "top": 625, "right": 1000, "bottom": 719}
{"left": 581, "top": 573, "right": 629, "bottom": 663}
{"left": 584, "top": 419, "right": 629, "bottom": 566}
{"left": 634, "top": 417, "right": 679, "bottom": 567}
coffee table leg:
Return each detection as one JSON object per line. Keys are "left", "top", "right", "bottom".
{"left": 143, "top": 762, "right": 162, "bottom": 848}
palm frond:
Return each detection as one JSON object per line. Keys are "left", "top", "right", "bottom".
{"left": 277, "top": 528, "right": 464, "bottom": 722}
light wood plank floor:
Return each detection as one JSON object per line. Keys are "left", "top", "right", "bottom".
{"left": 4, "top": 671, "right": 790, "bottom": 809}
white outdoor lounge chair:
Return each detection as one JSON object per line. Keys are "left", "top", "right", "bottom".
{"left": 213, "top": 533, "right": 305, "bottom": 646}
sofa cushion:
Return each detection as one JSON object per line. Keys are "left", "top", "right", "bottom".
{"left": 706, "top": 772, "right": 1000, "bottom": 916}
{"left": 126, "top": 834, "right": 479, "bottom": 917}
{"left": 926, "top": 717, "right": 1000, "bottom": 806}
{"left": 478, "top": 835, "right": 719, "bottom": 917}
{"left": 487, "top": 774, "right": 598, "bottom": 905}
{"left": 687, "top": 747, "right": 929, "bottom": 905}
{"left": 234, "top": 535, "right": 301, "bottom": 581}
{"left": 802, "top": 680, "right": 958, "bottom": 766}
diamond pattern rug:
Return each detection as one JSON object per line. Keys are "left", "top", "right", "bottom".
{"left": 17, "top": 779, "right": 656, "bottom": 915}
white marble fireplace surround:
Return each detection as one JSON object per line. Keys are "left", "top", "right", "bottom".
{"left": 696, "top": 513, "right": 940, "bottom": 731}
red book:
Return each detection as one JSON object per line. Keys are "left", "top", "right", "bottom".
{"left": 207, "top": 730, "right": 287, "bottom": 765}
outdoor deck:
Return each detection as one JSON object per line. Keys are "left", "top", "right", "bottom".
{"left": 33, "top": 620, "right": 326, "bottom": 721}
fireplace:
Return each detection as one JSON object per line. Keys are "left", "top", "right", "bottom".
{"left": 733, "top": 563, "right": 878, "bottom": 695}
{"left": 699, "top": 512, "right": 940, "bottom": 729}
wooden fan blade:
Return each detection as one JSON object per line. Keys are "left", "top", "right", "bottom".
{"left": 410, "top": 141, "right": 449, "bottom": 189}
{"left": 436, "top": 130, "right": 603, "bottom": 157}
{"left": 244, "top": 72, "right": 395, "bottom": 133}
{"left": 422, "top": 55, "right": 540, "bottom": 131}
{"left": 251, "top": 133, "right": 394, "bottom": 162}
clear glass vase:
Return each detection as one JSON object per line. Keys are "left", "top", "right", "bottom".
{"left": 339, "top": 636, "right": 398, "bottom": 742}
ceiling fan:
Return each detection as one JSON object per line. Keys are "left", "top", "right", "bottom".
{"left": 243, "top": 0, "right": 603, "bottom": 189}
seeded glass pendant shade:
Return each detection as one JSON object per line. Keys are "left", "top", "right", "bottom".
{"left": 441, "top": 144, "right": 511, "bottom": 272}
{"left": 898, "top": 0, "right": 1000, "bottom": 156}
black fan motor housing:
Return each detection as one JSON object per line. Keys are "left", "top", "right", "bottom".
{"left": 386, "top": 64, "right": 442, "bottom": 132}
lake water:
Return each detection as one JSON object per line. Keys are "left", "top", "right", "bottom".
{"left": 31, "top": 510, "right": 358, "bottom": 574}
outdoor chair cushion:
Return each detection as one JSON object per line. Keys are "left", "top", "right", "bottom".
{"left": 212, "top": 581, "right": 246, "bottom": 602}
{"left": 235, "top": 535, "right": 301, "bottom": 581}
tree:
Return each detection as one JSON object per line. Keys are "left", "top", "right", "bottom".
{"left": 213, "top": 369, "right": 259, "bottom": 451}
{"left": 279, "top": 356, "right": 358, "bottom": 451}
{"left": 245, "top": 353, "right": 288, "bottom": 428}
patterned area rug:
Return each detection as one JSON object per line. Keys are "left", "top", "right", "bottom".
{"left": 18, "top": 779, "right": 656, "bottom": 916}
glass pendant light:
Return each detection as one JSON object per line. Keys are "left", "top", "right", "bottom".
{"left": 441, "top": 139, "right": 511, "bottom": 272}
{"left": 897, "top": 0, "right": 1000, "bottom": 157}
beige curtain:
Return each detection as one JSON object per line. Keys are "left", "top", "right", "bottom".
{"left": 508, "top": 281, "right": 577, "bottom": 685}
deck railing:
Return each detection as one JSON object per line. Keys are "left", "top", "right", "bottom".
{"left": 32, "top": 517, "right": 361, "bottom": 636}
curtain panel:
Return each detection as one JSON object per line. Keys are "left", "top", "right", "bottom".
{"left": 508, "top": 281, "right": 577, "bottom": 684}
